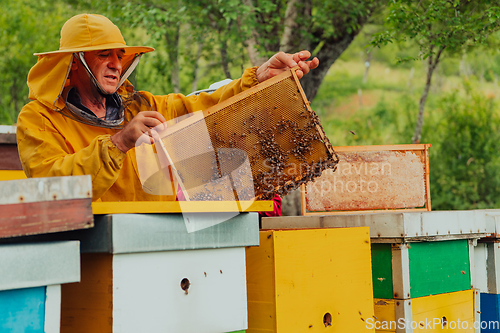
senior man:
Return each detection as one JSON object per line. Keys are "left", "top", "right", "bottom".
{"left": 17, "top": 14, "right": 318, "bottom": 202}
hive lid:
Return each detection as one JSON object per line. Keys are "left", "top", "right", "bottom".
{"left": 262, "top": 210, "right": 493, "bottom": 242}
{"left": 0, "top": 241, "right": 80, "bottom": 291}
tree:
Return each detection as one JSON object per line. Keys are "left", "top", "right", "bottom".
{"left": 429, "top": 83, "right": 500, "bottom": 210}
{"left": 371, "top": 0, "right": 500, "bottom": 143}
{"left": 122, "top": 0, "right": 385, "bottom": 100}
{"left": 120, "top": 1, "right": 187, "bottom": 93}
{"left": 0, "top": 0, "right": 69, "bottom": 124}
{"left": 242, "top": 0, "right": 386, "bottom": 101}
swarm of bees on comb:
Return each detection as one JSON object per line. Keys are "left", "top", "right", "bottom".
{"left": 173, "top": 69, "right": 339, "bottom": 201}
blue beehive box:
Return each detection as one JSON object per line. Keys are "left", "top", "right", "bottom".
{"left": 0, "top": 241, "right": 80, "bottom": 333}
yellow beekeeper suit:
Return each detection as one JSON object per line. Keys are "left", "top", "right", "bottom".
{"left": 17, "top": 14, "right": 259, "bottom": 201}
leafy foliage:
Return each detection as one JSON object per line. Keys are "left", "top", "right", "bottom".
{"left": 371, "top": 0, "right": 500, "bottom": 143}
{"left": 0, "top": 0, "right": 70, "bottom": 124}
{"left": 372, "top": 0, "right": 500, "bottom": 60}
{"left": 428, "top": 82, "right": 500, "bottom": 210}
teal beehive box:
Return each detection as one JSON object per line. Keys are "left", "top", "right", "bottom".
{"left": 0, "top": 241, "right": 80, "bottom": 333}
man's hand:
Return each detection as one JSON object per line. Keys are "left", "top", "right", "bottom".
{"left": 255, "top": 50, "right": 319, "bottom": 83}
{"left": 111, "top": 111, "right": 167, "bottom": 153}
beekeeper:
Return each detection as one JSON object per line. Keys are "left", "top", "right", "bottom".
{"left": 17, "top": 13, "right": 319, "bottom": 201}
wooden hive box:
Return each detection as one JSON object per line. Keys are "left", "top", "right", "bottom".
{"left": 473, "top": 237, "right": 500, "bottom": 332}
{"left": 473, "top": 240, "right": 500, "bottom": 294}
{"left": 0, "top": 175, "right": 93, "bottom": 238}
{"left": 0, "top": 241, "right": 80, "bottom": 333}
{"left": 478, "top": 293, "right": 500, "bottom": 333}
{"left": 58, "top": 212, "right": 260, "bottom": 333}
{"left": 371, "top": 240, "right": 473, "bottom": 300}
{"left": 301, "top": 144, "right": 431, "bottom": 215}
{"left": 245, "top": 227, "right": 375, "bottom": 332}
{"left": 262, "top": 212, "right": 490, "bottom": 301}
{"left": 262, "top": 211, "right": 491, "bottom": 243}
{"left": 0, "top": 125, "right": 25, "bottom": 181}
{"left": 373, "top": 290, "right": 479, "bottom": 333}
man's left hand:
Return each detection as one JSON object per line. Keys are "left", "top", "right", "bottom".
{"left": 256, "top": 50, "right": 319, "bottom": 83}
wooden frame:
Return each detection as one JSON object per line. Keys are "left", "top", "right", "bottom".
{"left": 300, "top": 144, "right": 432, "bottom": 216}
{"left": 92, "top": 200, "right": 273, "bottom": 214}
{"left": 150, "top": 67, "right": 337, "bottom": 202}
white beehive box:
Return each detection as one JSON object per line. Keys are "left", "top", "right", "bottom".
{"left": 59, "top": 212, "right": 259, "bottom": 333}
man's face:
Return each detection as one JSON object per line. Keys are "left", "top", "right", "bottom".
{"left": 84, "top": 49, "right": 124, "bottom": 94}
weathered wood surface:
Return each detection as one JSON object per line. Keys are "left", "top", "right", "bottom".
{"left": 0, "top": 125, "right": 22, "bottom": 170}
{"left": 0, "top": 125, "right": 16, "bottom": 144}
{"left": 474, "top": 241, "right": 500, "bottom": 294}
{"left": 0, "top": 241, "right": 80, "bottom": 291}
{"left": 0, "top": 176, "right": 93, "bottom": 238}
{"left": 61, "top": 253, "right": 113, "bottom": 333}
{"left": 0, "top": 145, "right": 22, "bottom": 170}
{"left": 262, "top": 210, "right": 492, "bottom": 243}
{"left": 0, "top": 212, "right": 260, "bottom": 253}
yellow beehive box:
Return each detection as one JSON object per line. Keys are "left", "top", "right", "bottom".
{"left": 372, "top": 290, "right": 478, "bottom": 332}
{"left": 246, "top": 227, "right": 375, "bottom": 332}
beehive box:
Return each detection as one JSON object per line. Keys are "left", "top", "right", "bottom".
{"left": 262, "top": 210, "right": 491, "bottom": 244}
{"left": 474, "top": 241, "right": 500, "bottom": 294}
{"left": 262, "top": 212, "right": 487, "bottom": 300}
{"left": 0, "top": 175, "right": 93, "bottom": 238}
{"left": 301, "top": 144, "right": 431, "bottom": 215}
{"left": 371, "top": 240, "right": 473, "bottom": 299}
{"left": 0, "top": 241, "right": 80, "bottom": 333}
{"left": 482, "top": 212, "right": 500, "bottom": 238}
{"left": 479, "top": 293, "right": 500, "bottom": 333}
{"left": 373, "top": 290, "right": 478, "bottom": 332}
{"left": 474, "top": 240, "right": 500, "bottom": 332}
{"left": 59, "top": 212, "right": 259, "bottom": 333}
{"left": 245, "top": 227, "right": 375, "bottom": 332}
{"left": 0, "top": 125, "right": 25, "bottom": 181}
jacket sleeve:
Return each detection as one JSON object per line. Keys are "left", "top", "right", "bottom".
{"left": 16, "top": 105, "right": 126, "bottom": 200}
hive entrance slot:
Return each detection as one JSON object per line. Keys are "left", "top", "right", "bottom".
{"left": 180, "top": 278, "right": 190, "bottom": 295}
{"left": 323, "top": 312, "right": 332, "bottom": 327}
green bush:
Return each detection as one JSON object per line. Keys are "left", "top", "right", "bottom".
{"left": 427, "top": 81, "right": 500, "bottom": 210}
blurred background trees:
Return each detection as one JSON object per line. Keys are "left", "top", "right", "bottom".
{"left": 3, "top": 0, "right": 500, "bottom": 211}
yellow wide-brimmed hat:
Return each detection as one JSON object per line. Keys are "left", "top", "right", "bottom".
{"left": 34, "top": 13, "right": 154, "bottom": 56}
{"left": 27, "top": 14, "right": 154, "bottom": 110}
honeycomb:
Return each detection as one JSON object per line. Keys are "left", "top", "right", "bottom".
{"left": 159, "top": 67, "right": 339, "bottom": 200}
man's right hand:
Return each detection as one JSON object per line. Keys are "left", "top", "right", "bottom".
{"left": 111, "top": 111, "right": 167, "bottom": 153}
